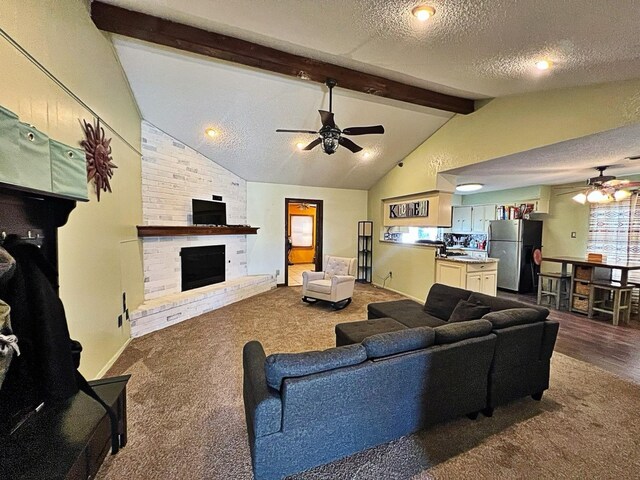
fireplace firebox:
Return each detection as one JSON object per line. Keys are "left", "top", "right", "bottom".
{"left": 180, "top": 245, "right": 225, "bottom": 291}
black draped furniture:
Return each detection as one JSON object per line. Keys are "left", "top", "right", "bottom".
{"left": 358, "top": 282, "right": 558, "bottom": 413}
{"left": 243, "top": 320, "right": 497, "bottom": 480}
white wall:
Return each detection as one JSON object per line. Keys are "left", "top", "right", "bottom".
{"left": 247, "top": 183, "right": 367, "bottom": 283}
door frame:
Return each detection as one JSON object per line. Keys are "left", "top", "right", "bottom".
{"left": 284, "top": 198, "right": 323, "bottom": 286}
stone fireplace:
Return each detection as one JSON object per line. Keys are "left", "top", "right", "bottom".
{"left": 130, "top": 122, "right": 275, "bottom": 337}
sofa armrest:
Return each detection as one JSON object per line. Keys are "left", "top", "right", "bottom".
{"left": 540, "top": 320, "right": 559, "bottom": 360}
{"left": 242, "top": 341, "right": 283, "bottom": 438}
{"left": 331, "top": 275, "right": 355, "bottom": 286}
{"left": 302, "top": 270, "right": 324, "bottom": 287}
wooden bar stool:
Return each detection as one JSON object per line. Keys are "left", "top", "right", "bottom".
{"left": 588, "top": 282, "right": 633, "bottom": 326}
{"left": 537, "top": 272, "right": 571, "bottom": 310}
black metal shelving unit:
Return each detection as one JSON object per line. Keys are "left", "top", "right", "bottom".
{"left": 357, "top": 220, "right": 373, "bottom": 283}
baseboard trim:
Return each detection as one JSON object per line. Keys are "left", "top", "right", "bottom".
{"left": 96, "top": 337, "right": 132, "bottom": 379}
{"left": 371, "top": 282, "right": 422, "bottom": 303}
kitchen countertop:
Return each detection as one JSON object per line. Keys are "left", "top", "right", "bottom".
{"left": 437, "top": 257, "right": 499, "bottom": 264}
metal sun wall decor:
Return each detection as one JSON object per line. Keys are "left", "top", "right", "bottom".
{"left": 80, "top": 118, "right": 117, "bottom": 201}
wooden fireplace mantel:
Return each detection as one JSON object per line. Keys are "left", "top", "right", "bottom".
{"left": 136, "top": 225, "right": 259, "bottom": 237}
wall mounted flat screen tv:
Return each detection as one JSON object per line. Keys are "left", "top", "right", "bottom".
{"left": 192, "top": 199, "right": 226, "bottom": 225}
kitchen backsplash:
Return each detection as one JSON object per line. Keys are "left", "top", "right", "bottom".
{"left": 442, "top": 233, "right": 488, "bottom": 250}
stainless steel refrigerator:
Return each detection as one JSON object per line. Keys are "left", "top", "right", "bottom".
{"left": 488, "top": 220, "right": 543, "bottom": 293}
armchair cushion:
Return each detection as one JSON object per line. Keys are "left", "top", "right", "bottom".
{"left": 324, "top": 256, "right": 354, "bottom": 278}
{"left": 306, "top": 279, "right": 332, "bottom": 295}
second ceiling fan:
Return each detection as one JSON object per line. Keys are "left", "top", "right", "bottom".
{"left": 276, "top": 78, "right": 384, "bottom": 155}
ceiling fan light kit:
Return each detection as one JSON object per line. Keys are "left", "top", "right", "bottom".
{"left": 276, "top": 78, "right": 385, "bottom": 155}
{"left": 570, "top": 166, "right": 640, "bottom": 204}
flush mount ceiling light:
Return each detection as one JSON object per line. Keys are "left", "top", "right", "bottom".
{"left": 205, "top": 127, "right": 218, "bottom": 138}
{"left": 412, "top": 5, "right": 436, "bottom": 21}
{"left": 455, "top": 183, "right": 483, "bottom": 192}
{"left": 535, "top": 59, "right": 552, "bottom": 71}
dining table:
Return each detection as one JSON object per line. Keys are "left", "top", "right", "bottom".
{"left": 542, "top": 256, "right": 640, "bottom": 286}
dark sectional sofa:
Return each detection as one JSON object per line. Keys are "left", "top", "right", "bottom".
{"left": 242, "top": 283, "right": 559, "bottom": 480}
{"left": 363, "top": 283, "right": 559, "bottom": 412}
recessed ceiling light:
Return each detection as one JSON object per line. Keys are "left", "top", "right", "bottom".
{"left": 363, "top": 151, "right": 371, "bottom": 159}
{"left": 535, "top": 60, "right": 552, "bottom": 71}
{"left": 455, "top": 183, "right": 483, "bottom": 192}
{"left": 296, "top": 142, "right": 305, "bottom": 150}
{"left": 412, "top": 5, "right": 436, "bottom": 21}
{"left": 205, "top": 128, "right": 218, "bottom": 138}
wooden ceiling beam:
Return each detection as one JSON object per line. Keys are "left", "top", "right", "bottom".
{"left": 91, "top": 2, "right": 475, "bottom": 114}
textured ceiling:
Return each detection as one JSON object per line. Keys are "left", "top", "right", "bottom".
{"left": 113, "top": 38, "right": 451, "bottom": 189}
{"left": 102, "top": 0, "right": 640, "bottom": 98}
{"left": 442, "top": 124, "right": 640, "bottom": 193}
{"left": 105, "top": 0, "right": 640, "bottom": 190}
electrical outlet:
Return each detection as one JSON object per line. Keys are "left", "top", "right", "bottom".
{"left": 389, "top": 271, "right": 393, "bottom": 279}
{"left": 276, "top": 269, "right": 280, "bottom": 276}
{"left": 117, "top": 314, "right": 123, "bottom": 328}
{"left": 571, "top": 232, "right": 577, "bottom": 238}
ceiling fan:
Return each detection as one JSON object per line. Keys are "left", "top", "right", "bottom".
{"left": 559, "top": 166, "right": 640, "bottom": 204}
{"left": 276, "top": 78, "right": 384, "bottom": 155}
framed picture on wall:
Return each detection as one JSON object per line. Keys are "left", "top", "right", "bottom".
{"left": 291, "top": 215, "right": 313, "bottom": 247}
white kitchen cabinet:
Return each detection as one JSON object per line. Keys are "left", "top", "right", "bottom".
{"left": 471, "top": 204, "right": 496, "bottom": 233}
{"left": 435, "top": 259, "right": 498, "bottom": 296}
{"left": 451, "top": 206, "right": 472, "bottom": 233}
{"left": 481, "top": 271, "right": 498, "bottom": 295}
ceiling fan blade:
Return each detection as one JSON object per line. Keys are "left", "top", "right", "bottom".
{"left": 338, "top": 136, "right": 363, "bottom": 153}
{"left": 342, "top": 125, "right": 385, "bottom": 136}
{"left": 276, "top": 129, "right": 318, "bottom": 134}
{"left": 319, "top": 110, "right": 335, "bottom": 128}
{"left": 302, "top": 138, "right": 322, "bottom": 151}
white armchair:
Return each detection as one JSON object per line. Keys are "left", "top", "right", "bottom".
{"left": 302, "top": 255, "right": 357, "bottom": 310}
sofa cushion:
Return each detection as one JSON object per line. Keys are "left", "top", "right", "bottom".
{"left": 368, "top": 299, "right": 446, "bottom": 328}
{"left": 424, "top": 283, "right": 473, "bottom": 320}
{"left": 468, "top": 292, "right": 549, "bottom": 320}
{"left": 265, "top": 344, "right": 367, "bottom": 391}
{"left": 449, "top": 299, "right": 491, "bottom": 323}
{"left": 434, "top": 319, "right": 493, "bottom": 345}
{"left": 336, "top": 318, "right": 407, "bottom": 346}
{"left": 482, "top": 308, "right": 544, "bottom": 329}
{"left": 362, "top": 327, "right": 435, "bottom": 359}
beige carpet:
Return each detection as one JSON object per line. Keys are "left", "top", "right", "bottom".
{"left": 97, "top": 284, "right": 640, "bottom": 479}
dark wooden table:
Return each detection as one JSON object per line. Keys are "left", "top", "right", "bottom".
{"left": 542, "top": 256, "right": 640, "bottom": 286}
{"left": 1, "top": 374, "right": 130, "bottom": 480}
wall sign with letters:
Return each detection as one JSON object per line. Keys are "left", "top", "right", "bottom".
{"left": 389, "top": 200, "right": 429, "bottom": 219}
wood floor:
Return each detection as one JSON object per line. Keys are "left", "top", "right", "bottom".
{"left": 498, "top": 290, "right": 640, "bottom": 384}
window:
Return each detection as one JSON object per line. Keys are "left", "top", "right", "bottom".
{"left": 290, "top": 215, "right": 313, "bottom": 247}
{"left": 587, "top": 195, "right": 640, "bottom": 282}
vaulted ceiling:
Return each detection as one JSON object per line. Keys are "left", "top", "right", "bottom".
{"left": 99, "top": 0, "right": 640, "bottom": 189}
